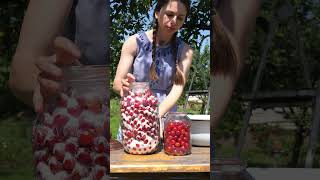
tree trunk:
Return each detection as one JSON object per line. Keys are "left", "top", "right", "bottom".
{"left": 289, "top": 125, "right": 304, "bottom": 167}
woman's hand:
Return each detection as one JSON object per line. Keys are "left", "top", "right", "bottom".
{"left": 33, "top": 37, "right": 81, "bottom": 112}
{"left": 120, "top": 73, "right": 135, "bottom": 97}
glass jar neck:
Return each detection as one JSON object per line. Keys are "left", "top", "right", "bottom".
{"left": 167, "top": 112, "right": 187, "bottom": 120}
{"left": 63, "top": 65, "right": 108, "bottom": 82}
{"left": 129, "top": 82, "right": 150, "bottom": 91}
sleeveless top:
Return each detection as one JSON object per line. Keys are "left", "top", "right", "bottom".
{"left": 132, "top": 32, "right": 185, "bottom": 110}
{"left": 64, "top": 0, "right": 109, "bottom": 65}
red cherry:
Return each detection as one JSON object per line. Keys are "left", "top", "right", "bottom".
{"left": 94, "top": 154, "right": 107, "bottom": 167}
{"left": 79, "top": 131, "right": 94, "bottom": 146}
{"left": 65, "top": 140, "right": 78, "bottom": 154}
{"left": 170, "top": 139, "right": 176, "bottom": 145}
{"left": 77, "top": 150, "right": 92, "bottom": 165}
{"left": 52, "top": 114, "right": 69, "bottom": 128}
{"left": 63, "top": 153, "right": 75, "bottom": 172}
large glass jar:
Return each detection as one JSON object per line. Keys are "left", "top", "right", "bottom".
{"left": 164, "top": 112, "right": 191, "bottom": 156}
{"left": 32, "top": 65, "right": 109, "bottom": 180}
{"left": 120, "top": 82, "right": 160, "bottom": 154}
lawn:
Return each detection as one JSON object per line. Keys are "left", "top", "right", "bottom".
{"left": 0, "top": 115, "right": 34, "bottom": 180}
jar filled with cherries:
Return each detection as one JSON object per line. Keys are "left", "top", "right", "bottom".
{"left": 32, "top": 65, "right": 109, "bottom": 180}
{"left": 120, "top": 82, "right": 160, "bottom": 155}
{"left": 164, "top": 112, "right": 191, "bottom": 156}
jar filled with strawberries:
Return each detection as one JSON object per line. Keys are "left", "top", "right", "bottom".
{"left": 164, "top": 112, "right": 191, "bottom": 156}
{"left": 32, "top": 65, "right": 109, "bottom": 180}
{"left": 120, "top": 82, "right": 160, "bottom": 155}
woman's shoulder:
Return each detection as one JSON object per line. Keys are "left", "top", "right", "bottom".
{"left": 177, "top": 37, "right": 193, "bottom": 52}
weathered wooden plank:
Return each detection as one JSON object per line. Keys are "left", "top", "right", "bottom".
{"left": 186, "top": 90, "right": 209, "bottom": 94}
{"left": 110, "top": 147, "right": 210, "bottom": 173}
{"left": 252, "top": 101, "right": 313, "bottom": 108}
{"left": 240, "top": 89, "right": 315, "bottom": 101}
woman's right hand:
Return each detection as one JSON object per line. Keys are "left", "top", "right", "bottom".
{"left": 33, "top": 36, "right": 81, "bottom": 112}
{"left": 120, "top": 73, "right": 135, "bottom": 97}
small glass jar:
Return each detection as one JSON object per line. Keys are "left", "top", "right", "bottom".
{"left": 32, "top": 65, "right": 109, "bottom": 179}
{"left": 120, "top": 82, "right": 160, "bottom": 155}
{"left": 164, "top": 112, "right": 191, "bottom": 156}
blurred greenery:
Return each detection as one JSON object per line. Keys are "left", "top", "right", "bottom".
{"left": 214, "top": 0, "right": 320, "bottom": 167}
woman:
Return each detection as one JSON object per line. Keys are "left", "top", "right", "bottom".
{"left": 113, "top": 0, "right": 193, "bottom": 139}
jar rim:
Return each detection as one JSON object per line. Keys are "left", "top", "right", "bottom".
{"left": 129, "top": 82, "right": 150, "bottom": 88}
{"left": 64, "top": 65, "right": 108, "bottom": 70}
{"left": 167, "top": 112, "right": 187, "bottom": 115}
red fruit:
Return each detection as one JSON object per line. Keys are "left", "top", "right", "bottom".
{"left": 94, "top": 165, "right": 106, "bottom": 180}
{"left": 94, "top": 154, "right": 107, "bottom": 167}
{"left": 77, "top": 148, "right": 92, "bottom": 165}
{"left": 33, "top": 126, "right": 48, "bottom": 149}
{"left": 63, "top": 152, "right": 75, "bottom": 172}
{"left": 47, "top": 135, "right": 63, "bottom": 153}
{"left": 79, "top": 131, "right": 94, "bottom": 146}
{"left": 134, "top": 103, "right": 140, "bottom": 108}
{"left": 176, "top": 130, "right": 181, "bottom": 136}
{"left": 53, "top": 142, "right": 66, "bottom": 162}
{"left": 57, "top": 93, "right": 68, "bottom": 107}
{"left": 48, "top": 156, "right": 62, "bottom": 174}
{"left": 52, "top": 114, "right": 69, "bottom": 128}
{"left": 94, "top": 136, "right": 108, "bottom": 153}
{"left": 175, "top": 142, "right": 181, "bottom": 147}
{"left": 65, "top": 138, "right": 78, "bottom": 154}
{"left": 34, "top": 150, "right": 48, "bottom": 164}
{"left": 170, "top": 139, "right": 176, "bottom": 145}
{"left": 135, "top": 91, "right": 142, "bottom": 97}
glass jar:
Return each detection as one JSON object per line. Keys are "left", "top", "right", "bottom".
{"left": 32, "top": 65, "right": 109, "bottom": 179}
{"left": 120, "top": 82, "right": 160, "bottom": 155}
{"left": 164, "top": 112, "right": 191, "bottom": 156}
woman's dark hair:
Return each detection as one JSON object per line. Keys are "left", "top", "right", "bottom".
{"left": 149, "top": 0, "right": 190, "bottom": 85}
{"left": 212, "top": 12, "right": 239, "bottom": 76}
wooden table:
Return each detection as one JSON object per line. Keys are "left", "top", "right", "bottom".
{"left": 110, "top": 147, "right": 210, "bottom": 179}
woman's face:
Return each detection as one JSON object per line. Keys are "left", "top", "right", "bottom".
{"left": 155, "top": 1, "right": 187, "bottom": 35}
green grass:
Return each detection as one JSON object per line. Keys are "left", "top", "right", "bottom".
{"left": 0, "top": 116, "right": 34, "bottom": 180}
{"left": 110, "top": 98, "right": 121, "bottom": 139}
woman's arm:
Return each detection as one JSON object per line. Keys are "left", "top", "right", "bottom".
{"left": 158, "top": 44, "right": 193, "bottom": 118}
{"left": 112, "top": 35, "right": 138, "bottom": 96}
{"left": 9, "top": 0, "right": 74, "bottom": 106}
